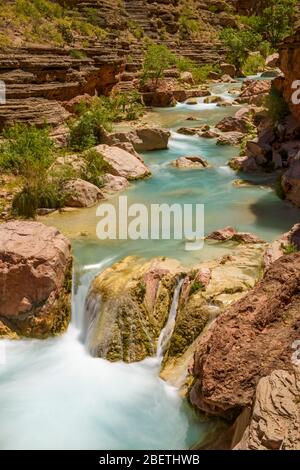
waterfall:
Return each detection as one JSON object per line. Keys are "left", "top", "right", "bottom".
{"left": 156, "top": 278, "right": 184, "bottom": 359}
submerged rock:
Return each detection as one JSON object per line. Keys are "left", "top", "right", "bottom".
{"left": 0, "top": 221, "right": 72, "bottom": 338}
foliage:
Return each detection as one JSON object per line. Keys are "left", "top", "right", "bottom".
{"left": 69, "top": 49, "right": 87, "bottom": 60}
{"left": 220, "top": 28, "right": 262, "bottom": 70}
{"left": 242, "top": 53, "right": 265, "bottom": 76}
{"left": 0, "top": 0, "right": 107, "bottom": 46}
{"left": 264, "top": 88, "right": 290, "bottom": 124}
{"left": 128, "top": 19, "right": 144, "bottom": 40}
{"left": 80, "top": 149, "right": 110, "bottom": 188}
{"left": 244, "top": 0, "right": 297, "bottom": 48}
{"left": 141, "top": 44, "right": 176, "bottom": 86}
{"left": 274, "top": 175, "right": 286, "bottom": 200}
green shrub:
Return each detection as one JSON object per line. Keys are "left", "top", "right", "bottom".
{"left": 69, "top": 49, "right": 87, "bottom": 59}
{"left": 242, "top": 53, "right": 265, "bottom": 76}
{"left": 264, "top": 88, "right": 289, "bottom": 125}
{"left": 141, "top": 44, "right": 176, "bottom": 87}
{"left": 274, "top": 175, "right": 286, "bottom": 200}
{"left": 12, "top": 180, "right": 66, "bottom": 218}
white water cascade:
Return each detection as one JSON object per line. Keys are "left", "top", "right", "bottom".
{"left": 157, "top": 278, "right": 184, "bottom": 359}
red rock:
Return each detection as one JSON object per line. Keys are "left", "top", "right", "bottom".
{"left": 190, "top": 253, "right": 300, "bottom": 417}
{"left": 0, "top": 221, "right": 72, "bottom": 337}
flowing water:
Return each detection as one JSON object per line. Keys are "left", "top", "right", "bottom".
{"left": 1, "top": 81, "right": 300, "bottom": 450}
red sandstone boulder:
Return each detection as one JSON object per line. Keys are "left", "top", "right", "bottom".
{"left": 0, "top": 221, "right": 72, "bottom": 338}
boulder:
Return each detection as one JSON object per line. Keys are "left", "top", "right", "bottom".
{"left": 63, "top": 179, "right": 104, "bottom": 208}
{"left": 0, "top": 221, "right": 72, "bottom": 338}
{"left": 85, "top": 256, "right": 181, "bottom": 362}
{"left": 220, "top": 63, "right": 236, "bottom": 78}
{"left": 221, "top": 74, "right": 236, "bottom": 83}
{"left": 190, "top": 253, "right": 300, "bottom": 417}
{"left": 282, "top": 155, "right": 300, "bottom": 207}
{"left": 238, "top": 79, "right": 272, "bottom": 106}
{"left": 217, "top": 131, "right": 245, "bottom": 146}
{"left": 171, "top": 156, "right": 209, "bottom": 169}
{"left": 93, "top": 145, "right": 151, "bottom": 180}
{"left": 206, "top": 226, "right": 237, "bottom": 241}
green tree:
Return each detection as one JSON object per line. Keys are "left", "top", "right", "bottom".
{"left": 220, "top": 28, "right": 262, "bottom": 71}
{"left": 259, "top": 0, "right": 298, "bottom": 48}
{"left": 141, "top": 44, "right": 175, "bottom": 88}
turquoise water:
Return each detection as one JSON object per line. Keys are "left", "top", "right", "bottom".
{"left": 1, "top": 83, "right": 300, "bottom": 450}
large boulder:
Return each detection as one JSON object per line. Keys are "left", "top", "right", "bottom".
{"left": 85, "top": 256, "right": 181, "bottom": 363}
{"left": 238, "top": 79, "right": 272, "bottom": 106}
{"left": 282, "top": 154, "right": 300, "bottom": 207}
{"left": 93, "top": 145, "right": 151, "bottom": 180}
{"left": 234, "top": 369, "right": 300, "bottom": 450}
{"left": 0, "top": 221, "right": 72, "bottom": 338}
{"left": 190, "top": 253, "right": 300, "bottom": 418}
{"left": 63, "top": 179, "right": 104, "bottom": 208}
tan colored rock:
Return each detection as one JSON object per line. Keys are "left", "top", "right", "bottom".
{"left": 63, "top": 178, "right": 104, "bottom": 208}
{"left": 0, "top": 220, "right": 72, "bottom": 337}
{"left": 190, "top": 253, "right": 300, "bottom": 417}
{"left": 216, "top": 116, "right": 249, "bottom": 134}
{"left": 263, "top": 223, "right": 300, "bottom": 270}
{"left": 282, "top": 154, "right": 300, "bottom": 207}
{"left": 234, "top": 369, "right": 300, "bottom": 450}
{"left": 94, "top": 145, "right": 151, "bottom": 180}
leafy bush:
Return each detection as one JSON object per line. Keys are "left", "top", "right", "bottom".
{"left": 69, "top": 49, "right": 87, "bottom": 60}
{"left": 220, "top": 28, "right": 262, "bottom": 71}
{"left": 264, "top": 88, "right": 289, "bottom": 124}
{"left": 175, "top": 56, "right": 219, "bottom": 83}
{"left": 282, "top": 242, "right": 298, "bottom": 255}
{"left": 274, "top": 175, "right": 285, "bottom": 200}
{"left": 189, "top": 280, "right": 204, "bottom": 296}
{"left": 242, "top": 53, "right": 265, "bottom": 76}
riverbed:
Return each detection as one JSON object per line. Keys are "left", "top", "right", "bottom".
{"left": 1, "top": 81, "right": 299, "bottom": 450}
